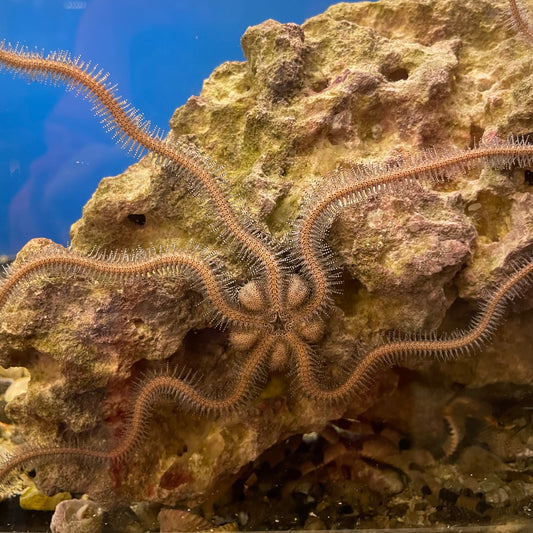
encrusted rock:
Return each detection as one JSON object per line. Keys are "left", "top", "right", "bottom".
{"left": 49, "top": 498, "right": 103, "bottom": 533}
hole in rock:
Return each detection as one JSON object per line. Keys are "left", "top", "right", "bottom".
{"left": 183, "top": 327, "right": 228, "bottom": 357}
{"left": 127, "top": 213, "right": 146, "bottom": 225}
{"left": 516, "top": 131, "right": 533, "bottom": 144}
{"left": 385, "top": 67, "right": 408, "bottom": 82}
{"left": 469, "top": 124, "right": 484, "bottom": 149}
{"left": 181, "top": 327, "right": 230, "bottom": 381}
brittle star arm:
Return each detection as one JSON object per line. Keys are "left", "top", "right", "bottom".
{"left": 0, "top": 335, "right": 273, "bottom": 492}
{"left": 509, "top": 0, "right": 533, "bottom": 43}
{"left": 292, "top": 141, "right": 533, "bottom": 319}
{"left": 0, "top": 43, "right": 284, "bottom": 315}
{"left": 0, "top": 246, "right": 263, "bottom": 328}
{"left": 287, "top": 257, "right": 533, "bottom": 403}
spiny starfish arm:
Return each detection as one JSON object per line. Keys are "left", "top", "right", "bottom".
{"left": 0, "top": 337, "right": 273, "bottom": 488}
{"left": 0, "top": 42, "right": 284, "bottom": 314}
{"left": 112, "top": 337, "right": 272, "bottom": 462}
{"left": 292, "top": 139, "right": 533, "bottom": 319}
{"left": 0, "top": 245, "right": 261, "bottom": 328}
{"left": 0, "top": 444, "right": 109, "bottom": 496}
{"left": 508, "top": 0, "right": 533, "bottom": 42}
{"left": 288, "top": 256, "right": 533, "bottom": 403}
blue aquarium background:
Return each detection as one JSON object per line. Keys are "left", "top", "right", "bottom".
{"left": 0, "top": 0, "right": 370, "bottom": 256}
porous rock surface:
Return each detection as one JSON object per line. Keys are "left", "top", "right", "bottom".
{"left": 50, "top": 499, "right": 103, "bottom": 533}
{"left": 1, "top": 0, "right": 533, "bottom": 524}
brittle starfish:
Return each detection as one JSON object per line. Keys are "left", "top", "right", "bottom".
{"left": 0, "top": 0, "right": 532, "bottom": 514}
